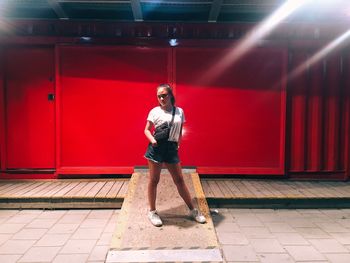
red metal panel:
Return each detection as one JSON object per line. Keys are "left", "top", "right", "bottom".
{"left": 175, "top": 47, "right": 286, "bottom": 175}
{"left": 58, "top": 167, "right": 132, "bottom": 175}
{"left": 307, "top": 59, "right": 323, "bottom": 171}
{"left": 0, "top": 173, "right": 57, "bottom": 179}
{"left": 55, "top": 45, "right": 61, "bottom": 177}
{"left": 58, "top": 46, "right": 170, "bottom": 172}
{"left": 324, "top": 54, "right": 341, "bottom": 171}
{"left": 288, "top": 50, "right": 348, "bottom": 179}
{"left": 344, "top": 53, "right": 350, "bottom": 179}
{"left": 289, "top": 51, "right": 308, "bottom": 172}
{"left": 0, "top": 48, "right": 4, "bottom": 171}
{"left": 4, "top": 47, "right": 55, "bottom": 169}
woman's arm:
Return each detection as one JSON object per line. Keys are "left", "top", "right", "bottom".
{"left": 144, "top": 120, "right": 157, "bottom": 146}
{"left": 178, "top": 123, "right": 183, "bottom": 149}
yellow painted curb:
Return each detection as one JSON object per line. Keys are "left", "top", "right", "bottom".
{"left": 110, "top": 172, "right": 140, "bottom": 249}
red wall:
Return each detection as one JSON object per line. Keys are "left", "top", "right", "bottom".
{"left": 175, "top": 47, "right": 286, "bottom": 174}
{"left": 3, "top": 47, "right": 55, "bottom": 169}
{"left": 288, "top": 49, "right": 350, "bottom": 179}
{"left": 57, "top": 46, "right": 170, "bottom": 174}
{"left": 0, "top": 29, "right": 349, "bottom": 180}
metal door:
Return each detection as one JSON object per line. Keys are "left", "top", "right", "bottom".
{"left": 4, "top": 47, "right": 55, "bottom": 170}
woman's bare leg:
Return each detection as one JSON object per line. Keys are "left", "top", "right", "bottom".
{"left": 165, "top": 162, "right": 194, "bottom": 210}
{"left": 148, "top": 160, "right": 162, "bottom": 211}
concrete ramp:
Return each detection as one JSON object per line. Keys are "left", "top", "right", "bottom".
{"left": 106, "top": 171, "right": 223, "bottom": 262}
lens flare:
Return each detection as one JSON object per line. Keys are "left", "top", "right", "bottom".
{"left": 200, "top": 0, "right": 312, "bottom": 85}
{"left": 287, "top": 29, "right": 350, "bottom": 83}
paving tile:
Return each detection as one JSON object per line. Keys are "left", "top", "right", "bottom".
{"left": 0, "top": 217, "right": 8, "bottom": 224}
{"left": 222, "top": 245, "right": 258, "bottom": 262}
{"left": 53, "top": 254, "right": 89, "bottom": 263}
{"left": 48, "top": 224, "right": 80, "bottom": 234}
{"left": 109, "top": 213, "right": 119, "bottom": 222}
{"left": 265, "top": 223, "right": 296, "bottom": 233}
{"left": 336, "top": 219, "right": 350, "bottom": 228}
{"left": 330, "top": 232, "right": 350, "bottom": 245}
{"left": 228, "top": 209, "right": 252, "bottom": 214}
{"left": 250, "top": 209, "right": 275, "bottom": 213}
{"left": 232, "top": 213, "right": 257, "bottom": 221}
{"left": 212, "top": 212, "right": 235, "bottom": 224}
{"left": 316, "top": 222, "right": 349, "bottom": 233}
{"left": 217, "top": 232, "right": 249, "bottom": 245}
{"left": 96, "top": 233, "right": 113, "bottom": 246}
{"left": 80, "top": 219, "right": 108, "bottom": 228}
{"left": 297, "top": 209, "right": 323, "bottom": 215}
{"left": 5, "top": 214, "right": 38, "bottom": 224}
{"left": 309, "top": 239, "right": 348, "bottom": 253}
{"left": 57, "top": 214, "right": 87, "bottom": 224}
{"left": 26, "top": 219, "right": 58, "bottom": 229}
{"left": 0, "top": 223, "right": 26, "bottom": 234}
{"left": 258, "top": 253, "right": 295, "bottom": 263}
{"left": 295, "top": 227, "right": 331, "bottom": 239}
{"left": 326, "top": 253, "right": 350, "bottom": 263}
{"left": 0, "top": 211, "right": 19, "bottom": 218}
{"left": 88, "top": 245, "right": 109, "bottom": 261}
{"left": 18, "top": 210, "right": 43, "bottom": 215}
{"left": 322, "top": 209, "right": 349, "bottom": 219}
{"left": 66, "top": 210, "right": 91, "bottom": 215}
{"left": 255, "top": 213, "right": 284, "bottom": 223}
{"left": 336, "top": 211, "right": 350, "bottom": 219}
{"left": 250, "top": 238, "right": 285, "bottom": 253}
{"left": 35, "top": 234, "right": 71, "bottom": 247}
{"left": 12, "top": 228, "right": 47, "bottom": 240}
{"left": 306, "top": 215, "right": 333, "bottom": 223}
{"left": 60, "top": 239, "right": 97, "bottom": 254}
{"left": 18, "top": 246, "right": 61, "bottom": 262}
{"left": 276, "top": 210, "right": 303, "bottom": 218}
{"left": 284, "top": 245, "right": 326, "bottom": 261}
{"left": 0, "top": 254, "right": 22, "bottom": 263}
{"left": 286, "top": 219, "right": 316, "bottom": 228}
{"left": 37, "top": 211, "right": 67, "bottom": 220}
{"left": 71, "top": 228, "right": 103, "bottom": 240}
{"left": 215, "top": 222, "right": 240, "bottom": 233}
{"left": 103, "top": 221, "right": 117, "bottom": 233}
{"left": 236, "top": 217, "right": 264, "bottom": 227}
{"left": 274, "top": 232, "right": 309, "bottom": 245}
{"left": 87, "top": 210, "right": 114, "bottom": 219}
{"left": 0, "top": 234, "right": 13, "bottom": 246}
{"left": 0, "top": 240, "right": 36, "bottom": 254}
{"left": 240, "top": 227, "right": 273, "bottom": 238}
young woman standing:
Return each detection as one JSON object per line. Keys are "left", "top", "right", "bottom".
{"left": 144, "top": 84, "right": 206, "bottom": 227}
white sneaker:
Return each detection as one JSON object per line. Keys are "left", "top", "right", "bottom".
{"left": 148, "top": 210, "right": 163, "bottom": 227}
{"left": 190, "top": 208, "right": 206, "bottom": 224}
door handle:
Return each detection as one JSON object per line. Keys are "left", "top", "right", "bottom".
{"left": 48, "top": 93, "right": 55, "bottom": 101}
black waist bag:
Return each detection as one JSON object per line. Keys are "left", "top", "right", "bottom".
{"left": 154, "top": 122, "right": 170, "bottom": 142}
{"left": 153, "top": 107, "right": 176, "bottom": 142}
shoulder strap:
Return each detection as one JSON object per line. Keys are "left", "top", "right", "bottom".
{"left": 169, "top": 107, "right": 176, "bottom": 127}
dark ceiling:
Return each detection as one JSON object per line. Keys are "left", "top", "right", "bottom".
{"left": 0, "top": 0, "right": 349, "bottom": 23}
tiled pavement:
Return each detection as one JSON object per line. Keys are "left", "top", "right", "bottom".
{"left": 214, "top": 208, "right": 350, "bottom": 263}
{"left": 0, "top": 209, "right": 118, "bottom": 263}
{"left": 1, "top": 208, "right": 350, "bottom": 262}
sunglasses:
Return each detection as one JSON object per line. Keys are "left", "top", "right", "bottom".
{"left": 157, "top": 94, "right": 169, "bottom": 99}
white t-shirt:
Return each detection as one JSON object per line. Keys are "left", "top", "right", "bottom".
{"left": 147, "top": 106, "right": 185, "bottom": 142}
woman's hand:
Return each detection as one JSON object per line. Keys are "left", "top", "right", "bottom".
{"left": 151, "top": 138, "right": 158, "bottom": 147}
{"left": 145, "top": 120, "right": 158, "bottom": 146}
